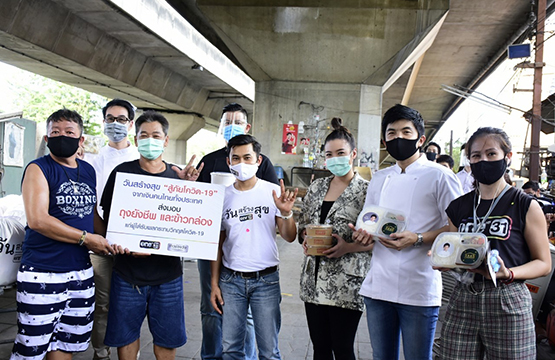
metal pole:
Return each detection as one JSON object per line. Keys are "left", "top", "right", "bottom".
{"left": 450, "top": 130, "right": 453, "bottom": 157}
{"left": 530, "top": 0, "right": 546, "bottom": 181}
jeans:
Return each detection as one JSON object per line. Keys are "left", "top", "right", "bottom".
{"left": 104, "top": 272, "right": 186, "bottom": 348}
{"left": 219, "top": 267, "right": 282, "bottom": 360}
{"left": 364, "top": 297, "right": 439, "bottom": 360}
{"left": 198, "top": 259, "right": 257, "bottom": 360}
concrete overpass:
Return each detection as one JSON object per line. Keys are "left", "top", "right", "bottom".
{"left": 0, "top": 0, "right": 552, "bottom": 170}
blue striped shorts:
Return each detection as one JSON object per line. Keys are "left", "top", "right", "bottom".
{"left": 10, "top": 264, "right": 95, "bottom": 360}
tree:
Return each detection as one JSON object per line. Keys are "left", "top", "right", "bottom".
{"left": 8, "top": 72, "right": 107, "bottom": 135}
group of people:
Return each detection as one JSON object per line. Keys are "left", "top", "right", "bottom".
{"left": 10, "top": 100, "right": 553, "bottom": 360}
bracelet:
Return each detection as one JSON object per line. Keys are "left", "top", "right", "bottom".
{"left": 78, "top": 230, "right": 87, "bottom": 246}
{"left": 501, "top": 268, "right": 514, "bottom": 284}
{"left": 281, "top": 212, "right": 294, "bottom": 220}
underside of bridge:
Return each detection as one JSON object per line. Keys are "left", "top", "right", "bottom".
{"left": 0, "top": 0, "right": 553, "bottom": 166}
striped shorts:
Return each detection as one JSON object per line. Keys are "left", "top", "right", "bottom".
{"left": 439, "top": 281, "right": 535, "bottom": 360}
{"left": 10, "top": 264, "right": 95, "bottom": 360}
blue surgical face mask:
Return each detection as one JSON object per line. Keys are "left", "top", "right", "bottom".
{"left": 104, "top": 122, "right": 128, "bottom": 143}
{"left": 223, "top": 124, "right": 246, "bottom": 142}
{"left": 326, "top": 155, "right": 352, "bottom": 177}
{"left": 137, "top": 138, "right": 165, "bottom": 160}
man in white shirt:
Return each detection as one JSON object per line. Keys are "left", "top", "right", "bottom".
{"left": 456, "top": 143, "right": 475, "bottom": 193}
{"left": 210, "top": 134, "right": 297, "bottom": 359}
{"left": 88, "top": 99, "right": 139, "bottom": 360}
{"left": 351, "top": 104, "right": 463, "bottom": 360}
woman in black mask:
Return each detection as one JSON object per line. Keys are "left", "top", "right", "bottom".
{"left": 438, "top": 127, "right": 552, "bottom": 359}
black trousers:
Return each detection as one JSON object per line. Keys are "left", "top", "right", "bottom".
{"left": 304, "top": 302, "right": 363, "bottom": 360}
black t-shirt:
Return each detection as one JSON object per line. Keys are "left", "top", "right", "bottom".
{"left": 446, "top": 186, "right": 532, "bottom": 268}
{"left": 196, "top": 147, "right": 279, "bottom": 185}
{"left": 101, "top": 159, "right": 182, "bottom": 286}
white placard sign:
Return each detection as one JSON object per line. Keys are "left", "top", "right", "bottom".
{"left": 106, "top": 172, "right": 225, "bottom": 260}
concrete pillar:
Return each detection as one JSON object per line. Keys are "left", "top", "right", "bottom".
{"left": 358, "top": 85, "right": 382, "bottom": 173}
{"left": 253, "top": 81, "right": 367, "bottom": 179}
{"left": 163, "top": 113, "right": 205, "bottom": 166}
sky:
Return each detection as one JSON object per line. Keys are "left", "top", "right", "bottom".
{"left": 433, "top": 16, "right": 555, "bottom": 173}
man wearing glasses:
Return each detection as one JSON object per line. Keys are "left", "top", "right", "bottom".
{"left": 196, "top": 103, "right": 278, "bottom": 360}
{"left": 88, "top": 98, "right": 139, "bottom": 360}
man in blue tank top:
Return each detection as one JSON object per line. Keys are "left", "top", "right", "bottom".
{"left": 11, "top": 109, "right": 114, "bottom": 360}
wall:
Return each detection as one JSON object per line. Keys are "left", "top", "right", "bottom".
{"left": 253, "top": 81, "right": 382, "bottom": 182}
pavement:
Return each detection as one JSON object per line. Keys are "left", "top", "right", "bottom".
{"left": 0, "top": 237, "right": 376, "bottom": 359}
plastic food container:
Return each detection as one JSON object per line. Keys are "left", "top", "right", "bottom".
{"left": 430, "top": 232, "right": 488, "bottom": 269}
{"left": 306, "top": 244, "right": 331, "bottom": 256}
{"left": 306, "top": 224, "right": 333, "bottom": 237}
{"left": 355, "top": 205, "right": 407, "bottom": 238}
{"left": 210, "top": 172, "right": 235, "bottom": 186}
{"left": 305, "top": 235, "right": 334, "bottom": 246}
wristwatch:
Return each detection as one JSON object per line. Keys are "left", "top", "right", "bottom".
{"left": 413, "top": 233, "right": 424, "bottom": 247}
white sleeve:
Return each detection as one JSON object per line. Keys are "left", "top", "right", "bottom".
{"left": 436, "top": 171, "right": 464, "bottom": 225}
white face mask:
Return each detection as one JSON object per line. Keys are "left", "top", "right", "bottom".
{"left": 229, "top": 163, "right": 258, "bottom": 181}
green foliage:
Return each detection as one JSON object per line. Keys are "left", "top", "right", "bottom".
{"left": 443, "top": 139, "right": 464, "bottom": 173}
{"left": 8, "top": 73, "right": 107, "bottom": 135}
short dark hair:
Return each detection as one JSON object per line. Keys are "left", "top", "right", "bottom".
{"left": 46, "top": 109, "right": 84, "bottom": 135}
{"left": 443, "top": 243, "right": 450, "bottom": 248}
{"left": 424, "top": 141, "right": 441, "bottom": 154}
{"left": 135, "top": 111, "right": 169, "bottom": 135}
{"left": 102, "top": 98, "right": 135, "bottom": 120}
{"left": 436, "top": 154, "right": 454, "bottom": 169}
{"left": 381, "top": 104, "right": 425, "bottom": 140}
{"left": 222, "top": 103, "right": 248, "bottom": 123}
{"left": 227, "top": 134, "right": 261, "bottom": 158}
{"left": 325, "top": 117, "right": 356, "bottom": 152}
{"left": 522, "top": 180, "right": 540, "bottom": 192}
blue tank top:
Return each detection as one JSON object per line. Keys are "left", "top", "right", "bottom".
{"left": 22, "top": 155, "right": 96, "bottom": 271}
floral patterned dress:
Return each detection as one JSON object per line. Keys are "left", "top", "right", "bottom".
{"left": 298, "top": 173, "right": 371, "bottom": 312}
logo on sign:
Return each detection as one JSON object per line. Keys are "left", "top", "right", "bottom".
{"left": 139, "top": 240, "right": 160, "bottom": 250}
{"left": 168, "top": 243, "right": 189, "bottom": 253}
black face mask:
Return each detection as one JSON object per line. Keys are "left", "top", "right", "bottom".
{"left": 425, "top": 152, "right": 437, "bottom": 161}
{"left": 47, "top": 135, "right": 80, "bottom": 158}
{"left": 385, "top": 138, "right": 420, "bottom": 161}
{"left": 470, "top": 159, "right": 507, "bottom": 185}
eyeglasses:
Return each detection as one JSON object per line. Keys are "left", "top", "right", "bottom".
{"left": 223, "top": 119, "right": 247, "bottom": 126}
{"left": 105, "top": 115, "right": 130, "bottom": 124}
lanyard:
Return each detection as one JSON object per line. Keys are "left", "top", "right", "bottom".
{"left": 473, "top": 184, "right": 510, "bottom": 233}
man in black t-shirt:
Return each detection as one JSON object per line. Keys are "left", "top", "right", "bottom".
{"left": 196, "top": 103, "right": 278, "bottom": 360}
{"left": 95, "top": 111, "right": 201, "bottom": 360}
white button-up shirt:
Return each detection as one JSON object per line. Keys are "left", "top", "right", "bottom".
{"left": 359, "top": 155, "right": 463, "bottom": 307}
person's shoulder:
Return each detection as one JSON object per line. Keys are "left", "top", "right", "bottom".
{"left": 77, "top": 158, "right": 95, "bottom": 171}
{"left": 113, "top": 159, "right": 140, "bottom": 172}
{"left": 311, "top": 176, "right": 332, "bottom": 186}
{"left": 200, "top": 147, "right": 226, "bottom": 162}
{"left": 353, "top": 173, "right": 370, "bottom": 186}
{"left": 371, "top": 165, "right": 395, "bottom": 179}
{"left": 258, "top": 178, "right": 280, "bottom": 190}
{"left": 449, "top": 191, "right": 473, "bottom": 207}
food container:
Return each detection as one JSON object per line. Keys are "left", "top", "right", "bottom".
{"left": 210, "top": 172, "right": 235, "bottom": 186}
{"left": 355, "top": 205, "right": 407, "bottom": 238}
{"left": 306, "top": 224, "right": 333, "bottom": 237}
{"left": 305, "top": 235, "right": 334, "bottom": 246}
{"left": 306, "top": 244, "right": 332, "bottom": 256}
{"left": 430, "top": 232, "right": 488, "bottom": 269}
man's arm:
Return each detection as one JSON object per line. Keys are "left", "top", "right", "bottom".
{"left": 22, "top": 163, "right": 113, "bottom": 254}
{"left": 273, "top": 180, "right": 298, "bottom": 242}
{"left": 210, "top": 230, "right": 227, "bottom": 314}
